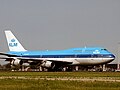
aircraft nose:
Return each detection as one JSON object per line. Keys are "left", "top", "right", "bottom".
{"left": 110, "top": 54, "right": 115, "bottom": 59}
{"left": 107, "top": 54, "right": 115, "bottom": 62}
{"left": 103, "top": 54, "right": 115, "bottom": 63}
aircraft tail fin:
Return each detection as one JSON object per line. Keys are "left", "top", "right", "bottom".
{"left": 5, "top": 30, "right": 26, "bottom": 51}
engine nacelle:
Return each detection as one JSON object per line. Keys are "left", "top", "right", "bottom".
{"left": 11, "top": 59, "right": 22, "bottom": 66}
{"left": 41, "top": 61, "right": 55, "bottom": 69}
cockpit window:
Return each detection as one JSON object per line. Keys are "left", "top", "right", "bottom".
{"left": 101, "top": 49, "right": 108, "bottom": 51}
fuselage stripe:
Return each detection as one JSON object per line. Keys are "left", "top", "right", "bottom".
{"left": 20, "top": 54, "right": 114, "bottom": 58}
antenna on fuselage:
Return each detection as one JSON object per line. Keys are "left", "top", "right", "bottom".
{"left": 82, "top": 46, "right": 86, "bottom": 53}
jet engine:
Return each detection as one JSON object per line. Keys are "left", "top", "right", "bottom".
{"left": 11, "top": 59, "right": 23, "bottom": 66}
{"left": 41, "top": 61, "right": 55, "bottom": 69}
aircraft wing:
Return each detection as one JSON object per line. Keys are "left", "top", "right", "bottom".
{"left": 0, "top": 53, "right": 73, "bottom": 64}
{"left": 16, "top": 57, "right": 73, "bottom": 66}
{"left": 0, "top": 52, "right": 17, "bottom": 57}
{"left": 17, "top": 57, "right": 73, "bottom": 64}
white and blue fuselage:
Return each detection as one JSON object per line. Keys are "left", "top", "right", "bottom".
{"left": 7, "top": 47, "right": 115, "bottom": 66}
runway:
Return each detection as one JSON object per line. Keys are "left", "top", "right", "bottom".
{"left": 0, "top": 76, "right": 120, "bottom": 82}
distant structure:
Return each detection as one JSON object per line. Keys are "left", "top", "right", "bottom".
{"left": 117, "top": 42, "right": 120, "bottom": 70}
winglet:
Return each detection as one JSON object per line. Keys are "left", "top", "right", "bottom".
{"left": 5, "top": 30, "right": 27, "bottom": 51}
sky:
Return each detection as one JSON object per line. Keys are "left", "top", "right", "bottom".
{"left": 0, "top": 0, "right": 120, "bottom": 64}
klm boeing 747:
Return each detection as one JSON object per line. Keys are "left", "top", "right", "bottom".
{"left": 0, "top": 31, "right": 115, "bottom": 71}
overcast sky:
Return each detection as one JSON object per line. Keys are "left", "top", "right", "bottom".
{"left": 0, "top": 0, "right": 120, "bottom": 64}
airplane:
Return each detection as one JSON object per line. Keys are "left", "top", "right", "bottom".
{"left": 0, "top": 30, "right": 115, "bottom": 71}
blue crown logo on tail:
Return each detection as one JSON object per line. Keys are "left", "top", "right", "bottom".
{"left": 9, "top": 39, "right": 18, "bottom": 47}
{"left": 11, "top": 39, "right": 15, "bottom": 42}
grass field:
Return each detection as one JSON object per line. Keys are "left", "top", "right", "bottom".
{"left": 0, "top": 72, "right": 120, "bottom": 90}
